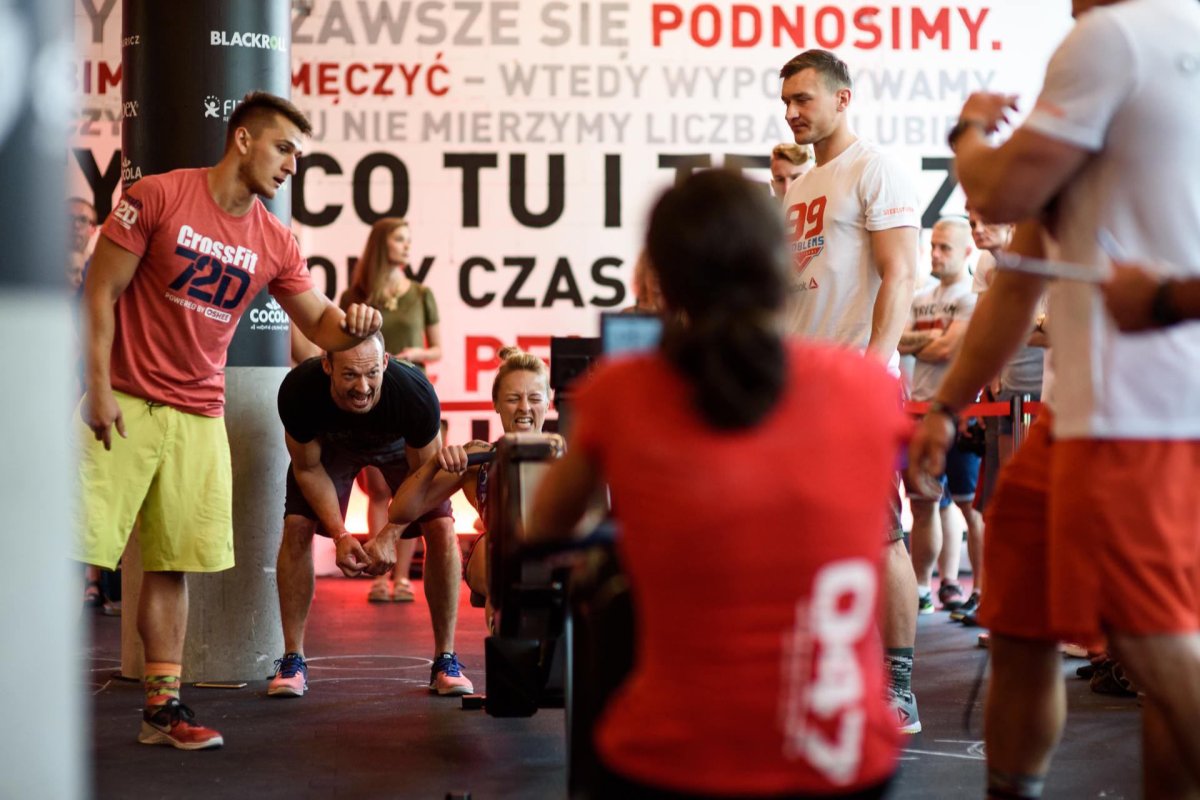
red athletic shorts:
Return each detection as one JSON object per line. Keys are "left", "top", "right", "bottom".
{"left": 979, "top": 412, "right": 1200, "bottom": 649}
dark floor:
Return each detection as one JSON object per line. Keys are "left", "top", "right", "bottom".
{"left": 86, "top": 578, "right": 1139, "bottom": 800}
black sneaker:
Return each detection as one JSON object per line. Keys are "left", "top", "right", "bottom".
{"left": 938, "top": 583, "right": 965, "bottom": 611}
{"left": 949, "top": 591, "right": 980, "bottom": 621}
{"left": 1090, "top": 659, "right": 1137, "bottom": 697}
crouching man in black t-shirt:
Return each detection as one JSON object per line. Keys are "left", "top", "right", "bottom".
{"left": 267, "top": 333, "right": 473, "bottom": 698}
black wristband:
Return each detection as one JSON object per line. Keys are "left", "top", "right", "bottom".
{"left": 947, "top": 118, "right": 986, "bottom": 152}
{"left": 1150, "top": 280, "right": 1182, "bottom": 328}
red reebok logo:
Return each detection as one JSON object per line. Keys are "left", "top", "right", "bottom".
{"left": 793, "top": 247, "right": 821, "bottom": 275}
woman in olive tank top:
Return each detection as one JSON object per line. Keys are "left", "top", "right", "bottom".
{"left": 340, "top": 217, "right": 442, "bottom": 603}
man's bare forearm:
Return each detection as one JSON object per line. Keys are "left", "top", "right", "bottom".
{"left": 898, "top": 329, "right": 937, "bottom": 354}
{"left": 306, "top": 304, "right": 364, "bottom": 352}
{"left": 867, "top": 273, "right": 913, "bottom": 363}
{"left": 953, "top": 129, "right": 1006, "bottom": 217}
{"left": 388, "top": 460, "right": 465, "bottom": 525}
{"left": 293, "top": 466, "right": 351, "bottom": 540}
{"left": 81, "top": 238, "right": 146, "bottom": 396}
{"left": 915, "top": 334, "right": 958, "bottom": 363}
{"left": 84, "top": 294, "right": 116, "bottom": 394}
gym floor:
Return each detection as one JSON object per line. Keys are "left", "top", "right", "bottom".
{"left": 85, "top": 577, "right": 1139, "bottom": 799}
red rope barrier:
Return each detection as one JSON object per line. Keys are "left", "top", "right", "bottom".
{"left": 905, "top": 400, "right": 1045, "bottom": 417}
{"left": 443, "top": 399, "right": 1046, "bottom": 417}
{"left": 439, "top": 401, "right": 501, "bottom": 412}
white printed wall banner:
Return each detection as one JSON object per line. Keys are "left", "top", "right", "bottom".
{"left": 70, "top": 1, "right": 1072, "bottom": 437}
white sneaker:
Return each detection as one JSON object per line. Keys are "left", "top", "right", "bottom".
{"left": 889, "top": 689, "right": 922, "bottom": 735}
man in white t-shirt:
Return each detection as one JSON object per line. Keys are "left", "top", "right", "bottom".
{"left": 778, "top": 49, "right": 921, "bottom": 734}
{"left": 898, "top": 218, "right": 981, "bottom": 617}
{"left": 908, "top": 1, "right": 1200, "bottom": 797}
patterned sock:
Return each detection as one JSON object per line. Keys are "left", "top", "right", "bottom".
{"left": 143, "top": 661, "right": 183, "bottom": 707}
{"left": 885, "top": 648, "right": 914, "bottom": 696}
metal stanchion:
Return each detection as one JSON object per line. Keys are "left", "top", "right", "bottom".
{"left": 1010, "top": 393, "right": 1033, "bottom": 451}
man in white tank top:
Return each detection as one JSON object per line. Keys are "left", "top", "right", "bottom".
{"left": 908, "top": 1, "right": 1200, "bottom": 797}
{"left": 778, "top": 49, "right": 922, "bottom": 735}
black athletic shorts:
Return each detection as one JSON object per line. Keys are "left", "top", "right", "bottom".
{"left": 284, "top": 441, "right": 452, "bottom": 536}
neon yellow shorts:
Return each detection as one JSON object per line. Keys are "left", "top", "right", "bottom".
{"left": 74, "top": 390, "right": 234, "bottom": 572}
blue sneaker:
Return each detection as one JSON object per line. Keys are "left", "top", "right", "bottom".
{"left": 430, "top": 652, "right": 473, "bottom": 696}
{"left": 268, "top": 652, "right": 308, "bottom": 698}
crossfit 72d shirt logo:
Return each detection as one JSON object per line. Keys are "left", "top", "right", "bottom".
{"left": 787, "top": 196, "right": 827, "bottom": 276}
{"left": 167, "top": 246, "right": 249, "bottom": 319}
{"left": 164, "top": 224, "right": 260, "bottom": 320}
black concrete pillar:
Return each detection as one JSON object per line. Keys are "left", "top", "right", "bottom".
{"left": 0, "top": 1, "right": 83, "bottom": 797}
{"left": 119, "top": 0, "right": 294, "bottom": 681}
{"left": 121, "top": 0, "right": 292, "bottom": 365}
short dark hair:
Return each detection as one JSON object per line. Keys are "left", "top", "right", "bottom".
{"left": 779, "top": 50, "right": 852, "bottom": 91}
{"left": 225, "top": 91, "right": 312, "bottom": 150}
{"left": 323, "top": 331, "right": 387, "bottom": 366}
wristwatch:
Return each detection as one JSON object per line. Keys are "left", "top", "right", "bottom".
{"left": 947, "top": 118, "right": 986, "bottom": 152}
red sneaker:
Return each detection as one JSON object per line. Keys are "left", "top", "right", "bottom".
{"left": 138, "top": 698, "right": 224, "bottom": 750}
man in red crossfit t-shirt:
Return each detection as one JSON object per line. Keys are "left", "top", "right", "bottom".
{"left": 76, "top": 91, "right": 382, "bottom": 750}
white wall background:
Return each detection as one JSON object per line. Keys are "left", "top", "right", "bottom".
{"left": 69, "top": 1, "right": 1074, "bottom": 445}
